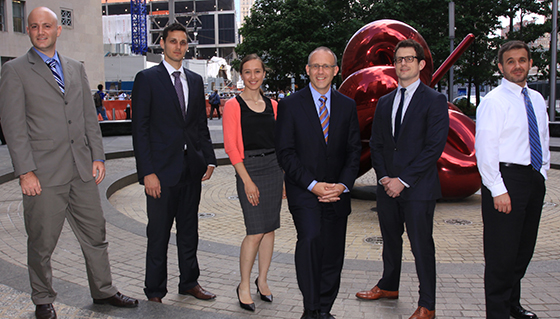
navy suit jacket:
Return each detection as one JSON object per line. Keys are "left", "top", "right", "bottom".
{"left": 275, "top": 85, "right": 362, "bottom": 216}
{"left": 132, "top": 62, "right": 216, "bottom": 187}
{"left": 370, "top": 82, "right": 449, "bottom": 201}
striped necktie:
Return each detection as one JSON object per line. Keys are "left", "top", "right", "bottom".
{"left": 522, "top": 87, "right": 542, "bottom": 171}
{"left": 46, "top": 59, "right": 65, "bottom": 94}
{"left": 319, "top": 95, "right": 329, "bottom": 143}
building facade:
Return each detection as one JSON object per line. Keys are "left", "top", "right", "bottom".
{"left": 0, "top": 0, "right": 105, "bottom": 88}
{"left": 102, "top": 0, "right": 238, "bottom": 61}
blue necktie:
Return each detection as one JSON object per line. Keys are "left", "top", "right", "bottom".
{"left": 46, "top": 59, "right": 64, "bottom": 94}
{"left": 522, "top": 87, "right": 542, "bottom": 171}
{"left": 318, "top": 95, "right": 329, "bottom": 143}
{"left": 394, "top": 88, "right": 406, "bottom": 141}
{"left": 173, "top": 71, "right": 186, "bottom": 119}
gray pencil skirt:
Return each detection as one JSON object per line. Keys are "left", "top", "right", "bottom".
{"left": 236, "top": 148, "right": 283, "bottom": 235}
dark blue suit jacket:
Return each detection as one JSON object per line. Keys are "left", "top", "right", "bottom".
{"left": 275, "top": 85, "right": 362, "bottom": 216}
{"left": 131, "top": 62, "right": 216, "bottom": 187}
{"left": 370, "top": 82, "right": 449, "bottom": 201}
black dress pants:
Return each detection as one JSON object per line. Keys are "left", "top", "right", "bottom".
{"left": 482, "top": 164, "right": 545, "bottom": 319}
{"left": 290, "top": 202, "right": 348, "bottom": 313}
{"left": 144, "top": 160, "right": 202, "bottom": 299}
{"left": 376, "top": 193, "right": 437, "bottom": 310}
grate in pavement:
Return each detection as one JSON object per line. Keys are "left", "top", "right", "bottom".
{"left": 364, "top": 236, "right": 383, "bottom": 245}
{"left": 543, "top": 201, "right": 558, "bottom": 208}
{"left": 198, "top": 212, "right": 215, "bottom": 219}
{"left": 444, "top": 219, "right": 472, "bottom": 225}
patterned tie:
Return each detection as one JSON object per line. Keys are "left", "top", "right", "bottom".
{"left": 522, "top": 87, "right": 542, "bottom": 171}
{"left": 173, "top": 71, "right": 186, "bottom": 119}
{"left": 394, "top": 88, "right": 406, "bottom": 141}
{"left": 319, "top": 95, "right": 329, "bottom": 143}
{"left": 46, "top": 59, "right": 65, "bottom": 94}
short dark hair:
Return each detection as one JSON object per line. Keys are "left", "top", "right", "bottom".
{"left": 394, "top": 39, "right": 425, "bottom": 62}
{"left": 97, "top": 84, "right": 103, "bottom": 90}
{"left": 498, "top": 40, "right": 531, "bottom": 65}
{"left": 162, "top": 23, "right": 187, "bottom": 42}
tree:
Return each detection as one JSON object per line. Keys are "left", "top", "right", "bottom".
{"left": 236, "top": 0, "right": 369, "bottom": 91}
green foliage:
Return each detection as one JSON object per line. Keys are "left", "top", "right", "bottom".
{"left": 454, "top": 98, "right": 476, "bottom": 116}
{"left": 237, "top": 0, "right": 554, "bottom": 93}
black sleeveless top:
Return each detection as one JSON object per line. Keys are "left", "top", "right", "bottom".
{"left": 237, "top": 95, "right": 276, "bottom": 151}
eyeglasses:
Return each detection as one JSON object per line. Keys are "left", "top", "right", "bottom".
{"left": 308, "top": 64, "right": 337, "bottom": 70}
{"left": 395, "top": 56, "right": 418, "bottom": 64}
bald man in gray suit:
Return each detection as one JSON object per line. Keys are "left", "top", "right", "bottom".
{"left": 0, "top": 7, "right": 137, "bottom": 319}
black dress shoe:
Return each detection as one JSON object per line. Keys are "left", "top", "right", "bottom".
{"left": 236, "top": 285, "right": 255, "bottom": 311}
{"left": 301, "top": 309, "right": 320, "bottom": 319}
{"left": 36, "top": 304, "right": 56, "bottom": 319}
{"left": 148, "top": 297, "right": 162, "bottom": 303}
{"left": 320, "top": 312, "right": 336, "bottom": 319}
{"left": 255, "top": 277, "right": 273, "bottom": 302}
{"left": 93, "top": 292, "right": 139, "bottom": 308}
{"left": 510, "top": 305, "right": 538, "bottom": 319}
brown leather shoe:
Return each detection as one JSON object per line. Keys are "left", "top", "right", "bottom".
{"left": 148, "top": 297, "right": 162, "bottom": 303}
{"left": 35, "top": 304, "right": 57, "bottom": 319}
{"left": 93, "top": 292, "right": 139, "bottom": 308}
{"left": 409, "top": 306, "right": 435, "bottom": 319}
{"left": 179, "top": 285, "right": 216, "bottom": 300}
{"left": 356, "top": 285, "right": 399, "bottom": 300}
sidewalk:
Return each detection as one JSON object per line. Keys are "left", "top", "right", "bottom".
{"left": 0, "top": 120, "right": 559, "bottom": 318}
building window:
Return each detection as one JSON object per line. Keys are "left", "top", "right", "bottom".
{"left": 60, "top": 8, "right": 72, "bottom": 27}
{"left": 0, "top": 0, "right": 5, "bottom": 31}
{"left": 12, "top": 0, "right": 25, "bottom": 33}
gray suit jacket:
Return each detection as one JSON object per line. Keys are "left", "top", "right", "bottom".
{"left": 0, "top": 48, "right": 104, "bottom": 187}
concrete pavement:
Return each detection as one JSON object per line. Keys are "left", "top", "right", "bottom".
{"left": 0, "top": 119, "right": 559, "bottom": 318}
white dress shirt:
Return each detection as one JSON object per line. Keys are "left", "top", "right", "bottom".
{"left": 475, "top": 78, "right": 550, "bottom": 197}
{"left": 391, "top": 79, "right": 421, "bottom": 135}
{"left": 162, "top": 59, "right": 189, "bottom": 113}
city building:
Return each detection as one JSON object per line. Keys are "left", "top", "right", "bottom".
{"left": 101, "top": 0, "right": 238, "bottom": 61}
{"left": 239, "top": 0, "right": 253, "bottom": 23}
{"left": 0, "top": 0, "right": 105, "bottom": 88}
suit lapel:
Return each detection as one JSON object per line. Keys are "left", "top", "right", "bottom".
{"left": 59, "top": 55, "right": 72, "bottom": 96}
{"left": 27, "top": 49, "right": 63, "bottom": 97}
{"left": 300, "top": 86, "right": 327, "bottom": 147}
{"left": 184, "top": 68, "right": 196, "bottom": 121}
{"left": 156, "top": 63, "right": 183, "bottom": 119}
{"left": 383, "top": 90, "right": 398, "bottom": 144}
{"left": 400, "top": 82, "right": 425, "bottom": 131}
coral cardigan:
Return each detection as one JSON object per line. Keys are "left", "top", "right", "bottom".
{"left": 222, "top": 96, "right": 278, "bottom": 166}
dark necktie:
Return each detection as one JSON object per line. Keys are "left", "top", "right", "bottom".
{"left": 522, "top": 87, "right": 542, "bottom": 171}
{"left": 394, "top": 88, "right": 406, "bottom": 141}
{"left": 46, "top": 59, "right": 65, "bottom": 94}
{"left": 318, "top": 95, "right": 329, "bottom": 143}
{"left": 173, "top": 71, "right": 186, "bottom": 119}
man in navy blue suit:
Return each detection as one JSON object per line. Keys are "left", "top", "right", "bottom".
{"left": 356, "top": 39, "right": 449, "bottom": 319}
{"left": 132, "top": 23, "right": 217, "bottom": 303}
{"left": 275, "top": 47, "right": 362, "bottom": 319}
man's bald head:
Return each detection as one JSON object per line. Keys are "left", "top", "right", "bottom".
{"left": 27, "top": 7, "right": 61, "bottom": 57}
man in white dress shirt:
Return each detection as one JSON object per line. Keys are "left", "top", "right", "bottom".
{"left": 475, "top": 40, "right": 550, "bottom": 319}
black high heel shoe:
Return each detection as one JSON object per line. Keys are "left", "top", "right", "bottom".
{"left": 255, "top": 277, "right": 273, "bottom": 302}
{"left": 237, "top": 285, "right": 255, "bottom": 311}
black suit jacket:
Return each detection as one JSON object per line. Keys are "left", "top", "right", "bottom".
{"left": 275, "top": 85, "right": 362, "bottom": 216}
{"left": 132, "top": 62, "right": 216, "bottom": 187}
{"left": 370, "top": 82, "right": 449, "bottom": 201}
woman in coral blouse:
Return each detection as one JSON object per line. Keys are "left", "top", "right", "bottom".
{"left": 223, "top": 54, "right": 283, "bottom": 312}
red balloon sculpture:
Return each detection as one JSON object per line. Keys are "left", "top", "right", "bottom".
{"left": 339, "top": 19, "right": 481, "bottom": 199}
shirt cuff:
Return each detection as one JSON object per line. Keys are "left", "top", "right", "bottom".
{"left": 398, "top": 177, "right": 410, "bottom": 188}
{"left": 94, "top": 159, "right": 105, "bottom": 163}
{"left": 378, "top": 176, "right": 388, "bottom": 185}
{"left": 308, "top": 180, "right": 318, "bottom": 192}
{"left": 489, "top": 183, "right": 508, "bottom": 197}
{"left": 339, "top": 183, "right": 349, "bottom": 193}
{"left": 208, "top": 164, "right": 216, "bottom": 167}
